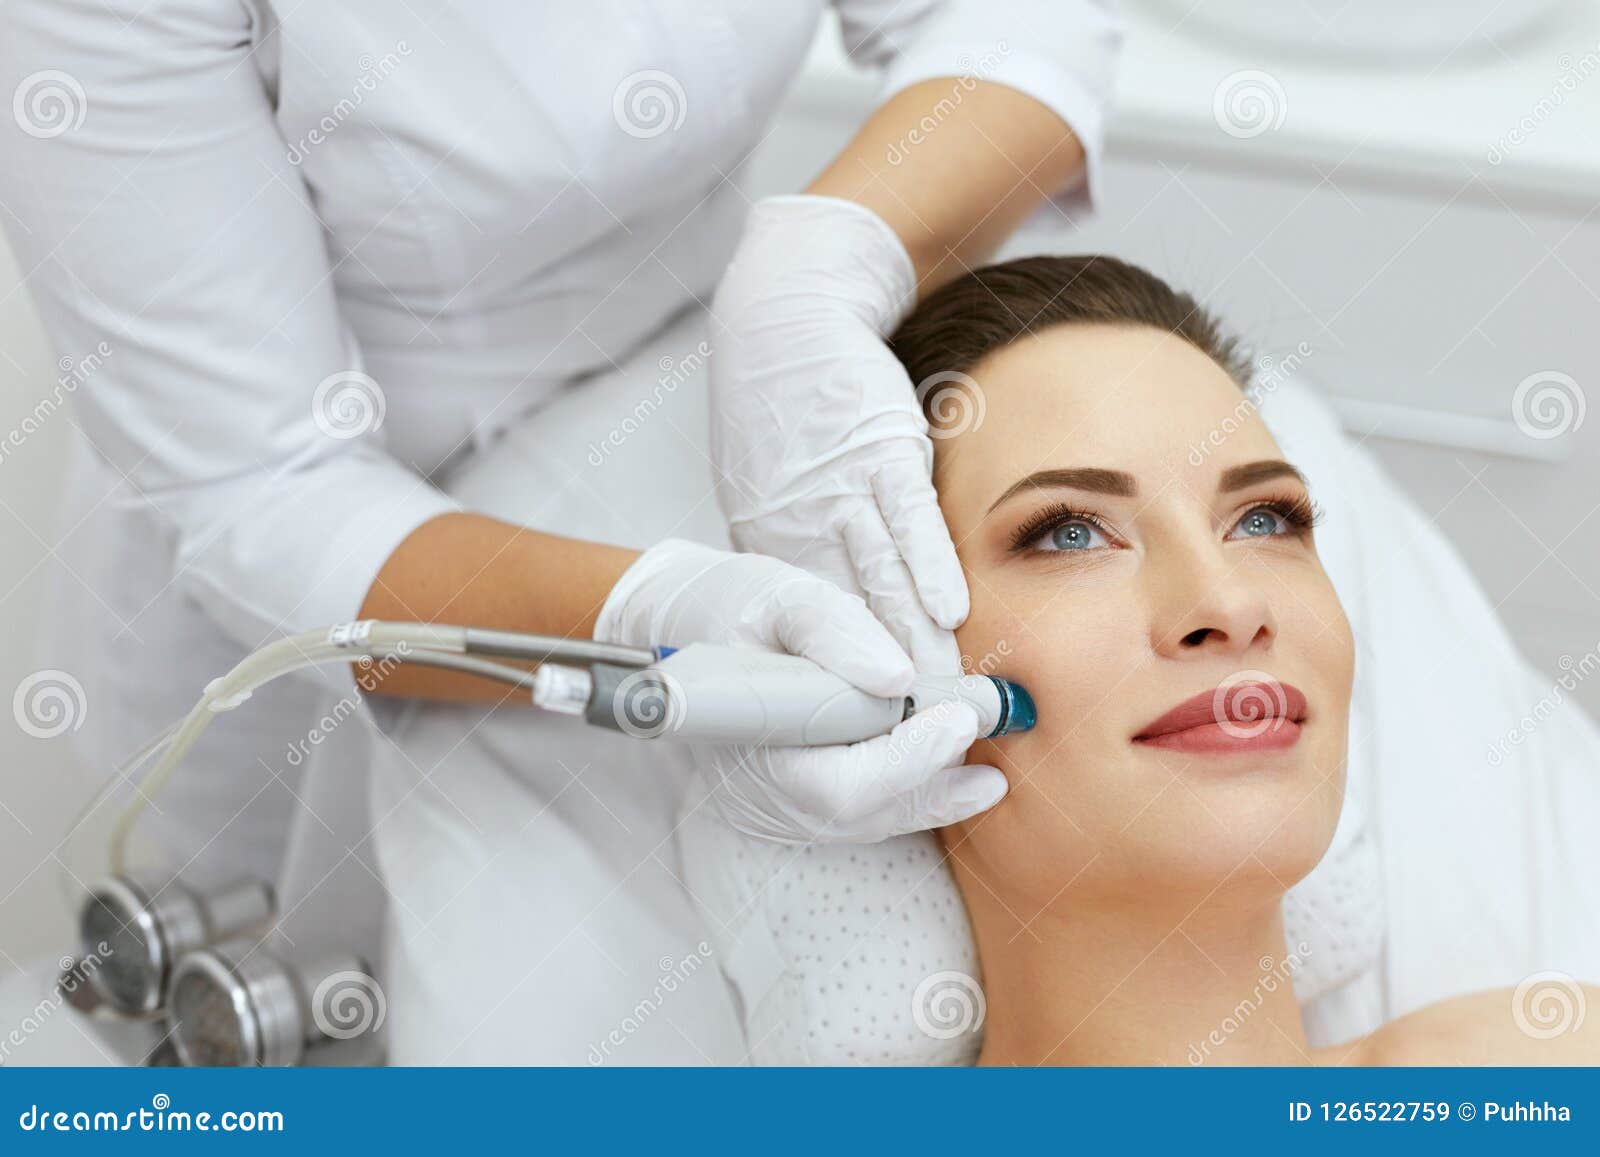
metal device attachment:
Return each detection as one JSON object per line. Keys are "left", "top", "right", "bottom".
{"left": 169, "top": 939, "right": 376, "bottom": 1067}
{"left": 77, "top": 873, "right": 274, "bottom": 1018}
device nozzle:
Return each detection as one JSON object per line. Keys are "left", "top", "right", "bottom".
{"left": 989, "top": 679, "right": 1036, "bottom": 737}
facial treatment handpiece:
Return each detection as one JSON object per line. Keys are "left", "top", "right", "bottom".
{"left": 532, "top": 642, "right": 1036, "bottom": 746}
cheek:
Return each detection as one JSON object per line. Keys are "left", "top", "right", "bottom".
{"left": 1282, "top": 564, "right": 1356, "bottom": 712}
{"left": 954, "top": 573, "right": 1141, "bottom": 789}
{"left": 948, "top": 575, "right": 1155, "bottom": 905}
{"left": 1294, "top": 573, "right": 1356, "bottom": 770}
{"left": 1321, "top": 590, "right": 1356, "bottom": 697}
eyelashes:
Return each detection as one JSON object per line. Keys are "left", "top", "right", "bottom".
{"left": 1250, "top": 490, "right": 1322, "bottom": 536}
{"left": 1005, "top": 490, "right": 1324, "bottom": 555}
{"left": 1007, "top": 502, "right": 1113, "bottom": 553}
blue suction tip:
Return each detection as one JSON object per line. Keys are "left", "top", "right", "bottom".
{"left": 988, "top": 678, "right": 1036, "bottom": 736}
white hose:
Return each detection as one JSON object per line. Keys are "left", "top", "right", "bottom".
{"left": 57, "top": 719, "right": 181, "bottom": 910}
{"left": 101, "top": 622, "right": 541, "bottom": 877}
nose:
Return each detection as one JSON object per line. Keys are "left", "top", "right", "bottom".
{"left": 1150, "top": 548, "right": 1276, "bottom": 661}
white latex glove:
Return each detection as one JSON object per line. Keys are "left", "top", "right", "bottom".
{"left": 709, "top": 195, "right": 967, "bottom": 675}
{"left": 594, "top": 539, "right": 1007, "bottom": 844}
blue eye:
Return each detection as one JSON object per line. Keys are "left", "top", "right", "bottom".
{"left": 1229, "top": 506, "right": 1288, "bottom": 539}
{"left": 1037, "top": 519, "right": 1108, "bottom": 552}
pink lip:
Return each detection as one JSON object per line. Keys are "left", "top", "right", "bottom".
{"left": 1133, "top": 681, "right": 1308, "bottom": 755}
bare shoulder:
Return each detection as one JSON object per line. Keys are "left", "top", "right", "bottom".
{"left": 1333, "top": 983, "right": 1599, "bottom": 1066}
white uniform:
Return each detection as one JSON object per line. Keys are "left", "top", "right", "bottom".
{"left": 0, "top": 0, "right": 1119, "bottom": 1061}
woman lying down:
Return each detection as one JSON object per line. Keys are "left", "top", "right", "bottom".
{"left": 857, "top": 254, "right": 1600, "bottom": 1065}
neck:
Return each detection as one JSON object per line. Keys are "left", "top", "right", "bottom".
{"left": 965, "top": 878, "right": 1313, "bottom": 1066}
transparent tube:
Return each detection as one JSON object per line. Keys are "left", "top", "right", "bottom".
{"left": 99, "top": 624, "right": 550, "bottom": 879}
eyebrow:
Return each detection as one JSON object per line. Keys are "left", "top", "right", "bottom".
{"left": 985, "top": 468, "right": 1135, "bottom": 514}
{"left": 1217, "top": 459, "right": 1306, "bottom": 493}
{"left": 985, "top": 459, "right": 1306, "bottom": 515}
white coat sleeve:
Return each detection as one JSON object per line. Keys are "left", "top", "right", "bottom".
{"left": 0, "top": 0, "right": 460, "bottom": 647}
{"left": 831, "top": 0, "right": 1124, "bottom": 213}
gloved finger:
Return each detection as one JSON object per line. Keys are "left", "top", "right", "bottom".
{"left": 878, "top": 764, "right": 1010, "bottom": 838}
{"left": 820, "top": 700, "right": 986, "bottom": 829}
{"left": 839, "top": 504, "right": 918, "bottom": 646}
{"left": 871, "top": 453, "right": 970, "bottom": 629}
{"left": 763, "top": 575, "right": 915, "bottom": 698}
{"left": 908, "top": 618, "right": 963, "bottom": 679}
{"left": 730, "top": 514, "right": 856, "bottom": 591}
{"left": 704, "top": 761, "right": 821, "bottom": 847}
{"left": 841, "top": 507, "right": 962, "bottom": 676}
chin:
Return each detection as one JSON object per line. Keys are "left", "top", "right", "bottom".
{"left": 1114, "top": 762, "right": 1346, "bottom": 901}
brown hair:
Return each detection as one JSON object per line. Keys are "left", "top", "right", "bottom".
{"left": 889, "top": 255, "right": 1253, "bottom": 413}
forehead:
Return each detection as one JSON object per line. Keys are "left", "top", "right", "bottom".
{"left": 934, "top": 323, "right": 1284, "bottom": 498}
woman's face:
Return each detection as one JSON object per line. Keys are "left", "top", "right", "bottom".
{"left": 935, "top": 323, "right": 1354, "bottom": 912}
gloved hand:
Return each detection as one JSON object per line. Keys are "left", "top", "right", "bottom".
{"left": 708, "top": 194, "right": 967, "bottom": 675}
{"left": 595, "top": 539, "right": 1007, "bottom": 843}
